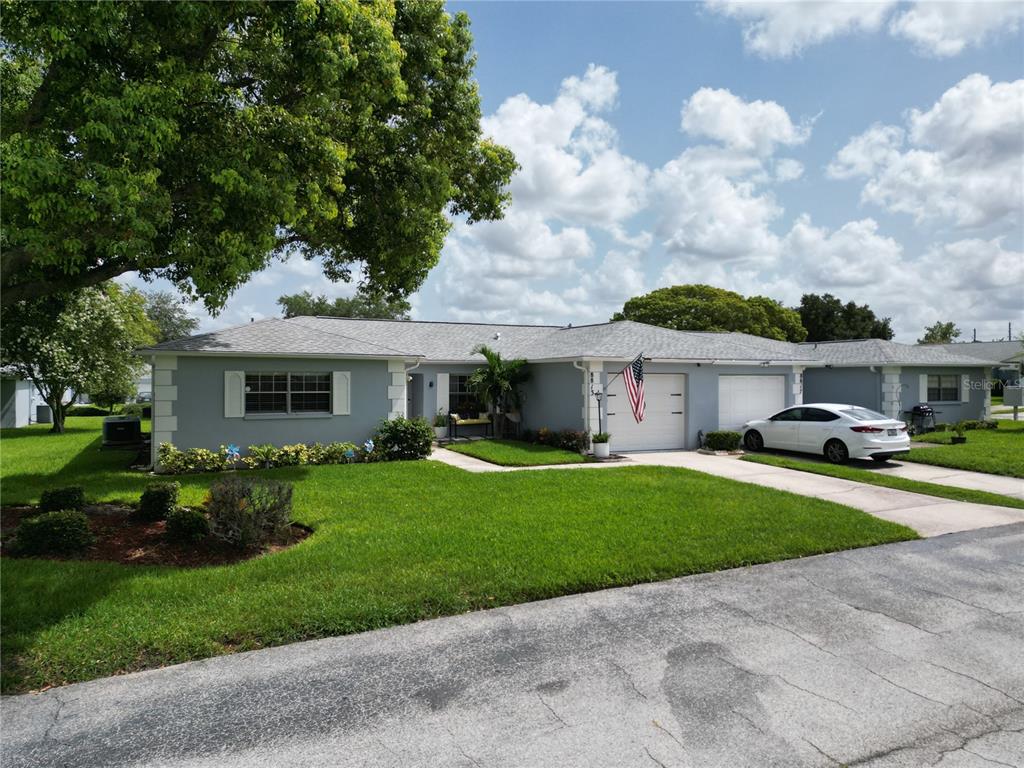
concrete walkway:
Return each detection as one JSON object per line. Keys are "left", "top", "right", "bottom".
{"left": 4, "top": 525, "right": 1023, "bottom": 768}
{"left": 431, "top": 448, "right": 1024, "bottom": 537}
{"left": 872, "top": 460, "right": 1024, "bottom": 500}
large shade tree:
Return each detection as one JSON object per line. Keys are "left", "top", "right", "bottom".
{"left": 612, "top": 285, "right": 808, "bottom": 342}
{"left": 143, "top": 290, "right": 200, "bottom": 343}
{"left": 918, "top": 321, "right": 961, "bottom": 345}
{"left": 798, "top": 294, "right": 894, "bottom": 342}
{"left": 1, "top": 285, "right": 156, "bottom": 432}
{"left": 1, "top": 1, "right": 516, "bottom": 310}
{"left": 277, "top": 290, "right": 411, "bottom": 320}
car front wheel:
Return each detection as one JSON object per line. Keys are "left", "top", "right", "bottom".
{"left": 824, "top": 439, "right": 849, "bottom": 464}
{"left": 744, "top": 430, "right": 764, "bottom": 452}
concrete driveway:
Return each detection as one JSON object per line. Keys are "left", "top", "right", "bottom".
{"left": 4, "top": 524, "right": 1023, "bottom": 768}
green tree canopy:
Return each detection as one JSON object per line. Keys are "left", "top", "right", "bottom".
{"left": 611, "top": 285, "right": 808, "bottom": 342}
{"left": 918, "top": 321, "right": 961, "bottom": 345}
{"left": 277, "top": 290, "right": 411, "bottom": 320}
{"left": 1, "top": 284, "right": 156, "bottom": 432}
{"left": 143, "top": 291, "right": 200, "bottom": 343}
{"left": 1, "top": 1, "right": 516, "bottom": 310}
{"left": 797, "top": 294, "right": 894, "bottom": 342}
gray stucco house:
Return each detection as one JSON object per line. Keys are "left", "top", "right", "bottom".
{"left": 138, "top": 317, "right": 999, "bottom": 467}
{"left": 931, "top": 341, "right": 1023, "bottom": 388}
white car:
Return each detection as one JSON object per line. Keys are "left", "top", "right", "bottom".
{"left": 741, "top": 403, "right": 911, "bottom": 464}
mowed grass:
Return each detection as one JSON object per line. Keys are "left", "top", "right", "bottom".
{"left": 906, "top": 420, "right": 1024, "bottom": 478}
{"left": 742, "top": 453, "right": 1024, "bottom": 510}
{"left": 1, "top": 418, "right": 916, "bottom": 692}
{"left": 444, "top": 439, "right": 588, "bottom": 466}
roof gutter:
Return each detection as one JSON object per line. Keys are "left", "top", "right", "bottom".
{"left": 133, "top": 349, "right": 424, "bottom": 362}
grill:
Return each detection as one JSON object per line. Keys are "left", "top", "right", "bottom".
{"left": 906, "top": 404, "right": 937, "bottom": 433}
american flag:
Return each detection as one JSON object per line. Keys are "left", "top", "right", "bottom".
{"left": 622, "top": 353, "right": 645, "bottom": 423}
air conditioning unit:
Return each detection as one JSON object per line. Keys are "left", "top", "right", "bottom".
{"left": 103, "top": 415, "right": 142, "bottom": 447}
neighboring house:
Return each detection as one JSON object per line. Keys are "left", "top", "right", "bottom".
{"left": 1, "top": 372, "right": 33, "bottom": 428}
{"left": 930, "top": 341, "right": 1023, "bottom": 388}
{"left": 802, "top": 339, "right": 998, "bottom": 424}
{"left": 137, "top": 318, "right": 999, "bottom": 467}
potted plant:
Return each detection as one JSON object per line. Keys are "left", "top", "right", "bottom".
{"left": 592, "top": 432, "right": 611, "bottom": 459}
{"left": 951, "top": 422, "right": 967, "bottom": 444}
{"left": 432, "top": 410, "right": 448, "bottom": 441}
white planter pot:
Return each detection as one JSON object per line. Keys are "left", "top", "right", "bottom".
{"left": 433, "top": 426, "right": 448, "bottom": 440}
{"left": 593, "top": 442, "right": 610, "bottom": 459}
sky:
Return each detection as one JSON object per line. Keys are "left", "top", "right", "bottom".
{"left": 123, "top": 1, "right": 1024, "bottom": 343}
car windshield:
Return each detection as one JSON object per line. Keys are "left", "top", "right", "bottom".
{"left": 841, "top": 407, "right": 889, "bottom": 421}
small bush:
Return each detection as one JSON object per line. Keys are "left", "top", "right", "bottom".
{"left": 705, "top": 431, "right": 741, "bottom": 451}
{"left": 39, "top": 486, "right": 86, "bottom": 514}
{"left": 374, "top": 417, "right": 433, "bottom": 460}
{"left": 592, "top": 432, "right": 611, "bottom": 444}
{"left": 323, "top": 441, "right": 359, "bottom": 464}
{"left": 166, "top": 508, "right": 210, "bottom": 543}
{"left": 275, "top": 444, "right": 309, "bottom": 466}
{"left": 159, "top": 443, "right": 232, "bottom": 474}
{"left": 207, "top": 477, "right": 293, "bottom": 549}
{"left": 136, "top": 481, "right": 180, "bottom": 522}
{"left": 121, "top": 403, "right": 152, "bottom": 419}
{"left": 13, "top": 510, "right": 94, "bottom": 556}
{"left": 243, "top": 443, "right": 279, "bottom": 469}
{"left": 533, "top": 428, "right": 589, "bottom": 453}
{"left": 66, "top": 405, "right": 111, "bottom": 417}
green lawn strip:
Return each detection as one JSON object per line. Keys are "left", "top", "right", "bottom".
{"left": 741, "top": 454, "right": 1024, "bottom": 510}
{"left": 905, "top": 420, "right": 1024, "bottom": 479}
{"left": 444, "top": 439, "right": 587, "bottom": 466}
{"left": 1, "top": 419, "right": 916, "bottom": 692}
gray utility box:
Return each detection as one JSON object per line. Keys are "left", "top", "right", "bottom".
{"left": 35, "top": 404, "right": 52, "bottom": 424}
{"left": 102, "top": 415, "right": 143, "bottom": 447}
{"left": 1003, "top": 387, "right": 1023, "bottom": 406}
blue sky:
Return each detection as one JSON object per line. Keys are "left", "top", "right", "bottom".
{"left": 127, "top": 2, "right": 1024, "bottom": 343}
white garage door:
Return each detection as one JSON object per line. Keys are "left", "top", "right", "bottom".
{"left": 718, "top": 375, "right": 785, "bottom": 430}
{"left": 607, "top": 373, "right": 686, "bottom": 451}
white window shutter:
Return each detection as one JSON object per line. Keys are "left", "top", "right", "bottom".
{"left": 224, "top": 371, "right": 245, "bottom": 418}
{"left": 332, "top": 371, "right": 351, "bottom": 415}
{"left": 961, "top": 374, "right": 971, "bottom": 402}
{"left": 919, "top": 374, "right": 928, "bottom": 403}
{"left": 436, "top": 373, "right": 450, "bottom": 414}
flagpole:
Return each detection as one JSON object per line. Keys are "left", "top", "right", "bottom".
{"left": 591, "top": 352, "right": 643, "bottom": 435}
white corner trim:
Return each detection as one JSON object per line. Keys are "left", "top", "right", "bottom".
{"left": 154, "top": 355, "right": 178, "bottom": 371}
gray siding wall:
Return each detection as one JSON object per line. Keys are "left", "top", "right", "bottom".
{"left": 804, "top": 368, "right": 882, "bottom": 411}
{"left": 899, "top": 366, "right": 990, "bottom": 422}
{"left": 594, "top": 362, "right": 801, "bottom": 448}
{"left": 170, "top": 356, "right": 392, "bottom": 452}
{"left": 520, "top": 362, "right": 585, "bottom": 431}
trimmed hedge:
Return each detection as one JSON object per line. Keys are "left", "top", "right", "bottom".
{"left": 13, "top": 510, "right": 94, "bottom": 556}
{"left": 373, "top": 417, "right": 433, "bottom": 460}
{"left": 704, "top": 431, "right": 742, "bottom": 451}
{"left": 166, "top": 508, "right": 210, "bottom": 543}
{"left": 136, "top": 482, "right": 180, "bottom": 522}
{"left": 521, "top": 428, "right": 589, "bottom": 453}
{"left": 39, "top": 486, "right": 86, "bottom": 514}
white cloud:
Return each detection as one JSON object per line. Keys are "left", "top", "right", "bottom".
{"left": 481, "top": 64, "right": 650, "bottom": 228}
{"left": 705, "top": 1, "right": 896, "bottom": 58}
{"left": 889, "top": 2, "right": 1024, "bottom": 57}
{"left": 829, "top": 74, "right": 1024, "bottom": 228}
{"left": 681, "top": 87, "right": 812, "bottom": 154}
{"left": 782, "top": 215, "right": 902, "bottom": 287}
{"left": 774, "top": 158, "right": 804, "bottom": 182}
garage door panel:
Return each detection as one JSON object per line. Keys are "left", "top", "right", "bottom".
{"left": 607, "top": 373, "right": 686, "bottom": 451}
{"left": 718, "top": 375, "right": 785, "bottom": 431}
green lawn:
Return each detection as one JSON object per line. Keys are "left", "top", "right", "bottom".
{"left": 444, "top": 439, "right": 588, "bottom": 466}
{"left": 742, "top": 453, "right": 1024, "bottom": 510}
{"left": 906, "top": 420, "right": 1024, "bottom": 478}
{"left": 1, "top": 418, "right": 916, "bottom": 692}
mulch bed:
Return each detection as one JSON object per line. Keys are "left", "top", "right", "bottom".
{"left": 0, "top": 504, "right": 311, "bottom": 567}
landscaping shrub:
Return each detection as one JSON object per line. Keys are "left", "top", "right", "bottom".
{"left": 207, "top": 477, "right": 293, "bottom": 549}
{"left": 121, "top": 403, "right": 152, "bottom": 418}
{"left": 159, "top": 443, "right": 232, "bottom": 474}
{"left": 704, "top": 431, "right": 741, "bottom": 451}
{"left": 136, "top": 481, "right": 180, "bottom": 522}
{"left": 13, "top": 510, "right": 94, "bottom": 556}
{"left": 275, "top": 444, "right": 309, "bottom": 466}
{"left": 39, "top": 486, "right": 86, "bottom": 514}
{"left": 166, "top": 508, "right": 210, "bottom": 543}
{"left": 243, "top": 443, "right": 280, "bottom": 470}
{"left": 531, "top": 428, "right": 589, "bottom": 453}
{"left": 66, "top": 405, "right": 111, "bottom": 417}
{"left": 373, "top": 417, "right": 433, "bottom": 460}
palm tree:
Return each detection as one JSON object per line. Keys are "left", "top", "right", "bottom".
{"left": 468, "top": 345, "right": 531, "bottom": 437}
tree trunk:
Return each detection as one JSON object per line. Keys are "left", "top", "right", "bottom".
{"left": 43, "top": 390, "right": 66, "bottom": 434}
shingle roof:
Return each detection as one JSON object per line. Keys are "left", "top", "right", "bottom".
{"left": 931, "top": 341, "right": 1024, "bottom": 364}
{"left": 800, "top": 338, "right": 1001, "bottom": 366}
{"left": 139, "top": 317, "right": 818, "bottom": 362}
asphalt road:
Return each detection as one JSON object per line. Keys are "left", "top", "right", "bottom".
{"left": 4, "top": 524, "right": 1024, "bottom": 768}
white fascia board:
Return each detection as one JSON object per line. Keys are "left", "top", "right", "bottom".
{"left": 133, "top": 350, "right": 423, "bottom": 362}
